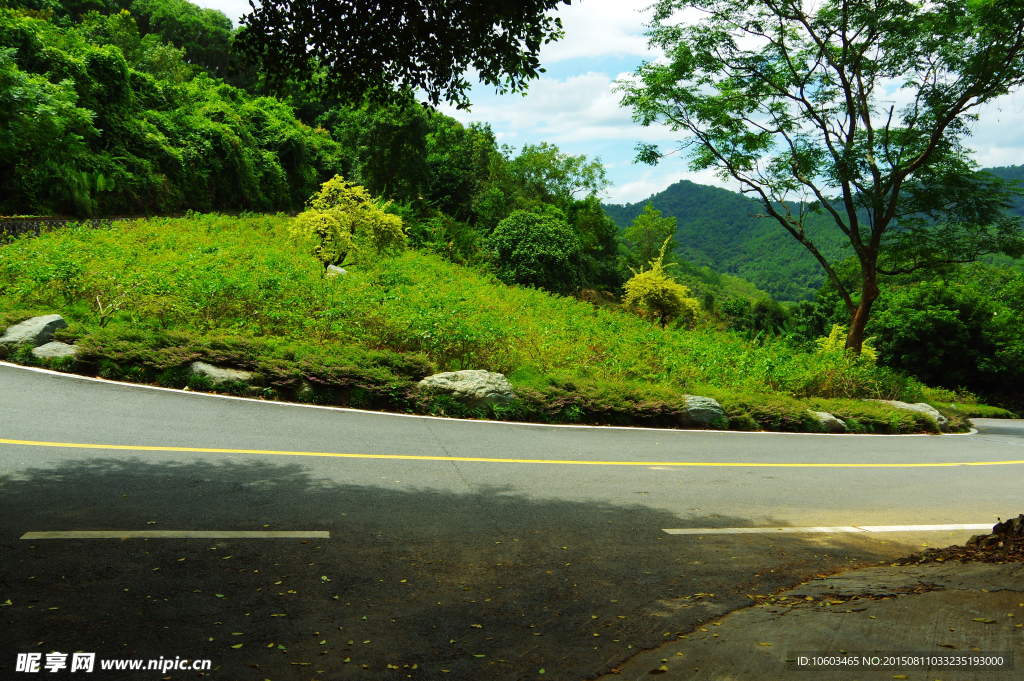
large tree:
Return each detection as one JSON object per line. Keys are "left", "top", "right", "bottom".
{"left": 234, "top": 0, "right": 570, "bottom": 109}
{"left": 617, "top": 0, "right": 1024, "bottom": 352}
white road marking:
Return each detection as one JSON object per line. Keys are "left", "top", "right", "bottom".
{"left": 662, "top": 524, "right": 992, "bottom": 535}
{"left": 20, "top": 531, "right": 330, "bottom": 539}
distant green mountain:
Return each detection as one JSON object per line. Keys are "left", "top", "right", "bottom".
{"left": 604, "top": 166, "right": 1024, "bottom": 301}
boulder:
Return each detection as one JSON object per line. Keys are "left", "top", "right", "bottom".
{"left": 876, "top": 400, "right": 950, "bottom": 432}
{"left": 31, "top": 342, "right": 78, "bottom": 360}
{"left": 810, "top": 410, "right": 847, "bottom": 433}
{"left": 682, "top": 395, "right": 726, "bottom": 426}
{"left": 295, "top": 379, "right": 316, "bottom": 401}
{"left": 189, "top": 361, "right": 253, "bottom": 386}
{"left": 418, "top": 370, "right": 516, "bottom": 409}
{"left": 326, "top": 265, "right": 347, "bottom": 277}
{"left": 0, "top": 314, "right": 67, "bottom": 348}
{"left": 0, "top": 345, "right": 6, "bottom": 360}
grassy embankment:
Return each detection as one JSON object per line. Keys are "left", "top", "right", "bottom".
{"left": 1, "top": 214, "right": 1011, "bottom": 433}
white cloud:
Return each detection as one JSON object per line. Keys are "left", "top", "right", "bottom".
{"left": 440, "top": 71, "right": 680, "bottom": 150}
{"left": 541, "top": 0, "right": 655, "bottom": 62}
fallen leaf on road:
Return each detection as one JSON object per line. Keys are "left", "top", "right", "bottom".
{"left": 231, "top": 644, "right": 243, "bottom": 649}
{"left": 972, "top": 618, "right": 997, "bottom": 623}
{"left": 649, "top": 665, "right": 668, "bottom": 674}
{"left": 759, "top": 643, "right": 771, "bottom": 646}
{"left": 231, "top": 633, "right": 243, "bottom": 636}
{"left": 939, "top": 644, "right": 955, "bottom": 648}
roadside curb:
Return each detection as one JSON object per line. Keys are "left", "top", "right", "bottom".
{"left": 0, "top": 360, "right": 973, "bottom": 437}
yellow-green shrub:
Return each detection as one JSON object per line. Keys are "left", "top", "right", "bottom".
{"left": 622, "top": 240, "right": 700, "bottom": 328}
{"left": 290, "top": 177, "right": 406, "bottom": 271}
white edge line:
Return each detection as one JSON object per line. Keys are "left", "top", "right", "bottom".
{"left": 21, "top": 530, "right": 331, "bottom": 539}
{"left": 0, "top": 361, "right": 966, "bottom": 438}
{"left": 662, "top": 524, "right": 993, "bottom": 535}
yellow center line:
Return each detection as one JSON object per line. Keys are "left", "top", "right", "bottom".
{"left": 2, "top": 437, "right": 1023, "bottom": 468}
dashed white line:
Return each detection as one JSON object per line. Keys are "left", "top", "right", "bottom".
{"left": 662, "top": 524, "right": 992, "bottom": 535}
{"left": 20, "top": 531, "right": 330, "bottom": 539}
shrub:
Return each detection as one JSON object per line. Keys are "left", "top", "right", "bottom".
{"left": 486, "top": 209, "right": 583, "bottom": 295}
{"left": 290, "top": 177, "right": 407, "bottom": 272}
{"left": 622, "top": 239, "right": 701, "bottom": 328}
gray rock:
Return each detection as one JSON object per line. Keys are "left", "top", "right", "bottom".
{"left": 810, "top": 410, "right": 847, "bottom": 433}
{"left": 325, "top": 265, "right": 347, "bottom": 277}
{"left": 682, "top": 395, "right": 726, "bottom": 426}
{"left": 419, "top": 370, "right": 516, "bottom": 409}
{"left": 876, "top": 400, "right": 950, "bottom": 432}
{"left": 295, "top": 379, "right": 316, "bottom": 401}
{"left": 31, "top": 342, "right": 78, "bottom": 360}
{"left": 0, "top": 314, "right": 67, "bottom": 348}
{"left": 189, "top": 361, "right": 253, "bottom": 386}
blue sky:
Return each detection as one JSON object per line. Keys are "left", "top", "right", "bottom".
{"left": 201, "top": 0, "right": 1024, "bottom": 205}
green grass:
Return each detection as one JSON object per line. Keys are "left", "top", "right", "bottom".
{"left": 0, "top": 213, "right": 994, "bottom": 433}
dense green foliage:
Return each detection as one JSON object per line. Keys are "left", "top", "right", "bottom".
{"left": 486, "top": 209, "right": 583, "bottom": 295}
{"left": 0, "top": 213, "right": 976, "bottom": 433}
{"left": 315, "top": 99, "right": 625, "bottom": 290}
{"left": 0, "top": 6, "right": 343, "bottom": 215}
{"left": 795, "top": 259, "right": 1024, "bottom": 411}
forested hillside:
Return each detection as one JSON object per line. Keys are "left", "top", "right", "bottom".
{"left": 604, "top": 167, "right": 1024, "bottom": 301}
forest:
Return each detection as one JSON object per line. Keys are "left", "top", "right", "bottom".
{"left": 1, "top": 0, "right": 1022, "bottom": 417}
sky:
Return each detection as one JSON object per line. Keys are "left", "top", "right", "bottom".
{"left": 200, "top": 0, "right": 1024, "bottom": 205}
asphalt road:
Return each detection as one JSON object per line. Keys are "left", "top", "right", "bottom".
{"left": 1, "top": 363, "right": 1022, "bottom": 680}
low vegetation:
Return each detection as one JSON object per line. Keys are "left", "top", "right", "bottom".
{"left": 2, "top": 211, "right": 1004, "bottom": 434}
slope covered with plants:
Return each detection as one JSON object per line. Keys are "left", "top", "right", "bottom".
{"left": 0, "top": 211, "right": 991, "bottom": 433}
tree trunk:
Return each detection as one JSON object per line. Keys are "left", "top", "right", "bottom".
{"left": 846, "top": 276, "right": 880, "bottom": 354}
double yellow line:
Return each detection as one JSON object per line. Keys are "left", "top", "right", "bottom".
{"left": 2, "top": 437, "right": 1022, "bottom": 468}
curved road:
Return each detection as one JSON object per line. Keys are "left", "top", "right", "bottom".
{"left": 2, "top": 362, "right": 1022, "bottom": 679}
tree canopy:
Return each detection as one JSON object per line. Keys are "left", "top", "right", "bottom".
{"left": 234, "top": 0, "right": 570, "bottom": 109}
{"left": 618, "top": 0, "right": 1024, "bottom": 352}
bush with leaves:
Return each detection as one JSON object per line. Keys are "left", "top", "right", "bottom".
{"left": 486, "top": 209, "right": 583, "bottom": 295}
{"left": 290, "top": 177, "right": 406, "bottom": 271}
{"left": 622, "top": 239, "right": 700, "bottom": 328}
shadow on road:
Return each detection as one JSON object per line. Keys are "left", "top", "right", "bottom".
{"left": 0, "top": 456, "right": 909, "bottom": 680}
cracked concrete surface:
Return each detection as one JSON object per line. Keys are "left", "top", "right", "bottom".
{"left": 606, "top": 563, "right": 1024, "bottom": 680}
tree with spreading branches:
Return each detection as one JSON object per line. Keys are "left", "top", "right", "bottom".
{"left": 617, "top": 0, "right": 1024, "bottom": 352}
{"left": 234, "top": 0, "right": 570, "bottom": 109}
